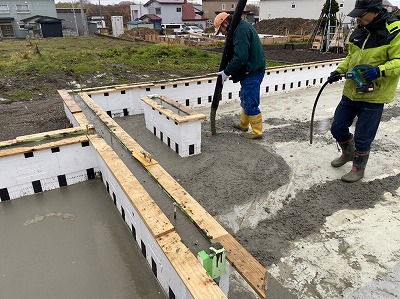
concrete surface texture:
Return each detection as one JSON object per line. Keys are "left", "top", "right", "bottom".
{"left": 0, "top": 180, "right": 167, "bottom": 299}
{"left": 115, "top": 82, "right": 400, "bottom": 299}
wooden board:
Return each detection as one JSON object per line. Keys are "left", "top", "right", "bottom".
{"left": 58, "top": 89, "right": 82, "bottom": 113}
{"left": 75, "top": 90, "right": 268, "bottom": 298}
{"left": 157, "top": 231, "right": 227, "bottom": 299}
{"left": 89, "top": 135, "right": 174, "bottom": 239}
{"left": 0, "top": 135, "right": 90, "bottom": 158}
{"left": 214, "top": 234, "right": 267, "bottom": 299}
{"left": 85, "top": 82, "right": 154, "bottom": 95}
{"left": 141, "top": 95, "right": 206, "bottom": 123}
{"left": 147, "top": 163, "right": 229, "bottom": 240}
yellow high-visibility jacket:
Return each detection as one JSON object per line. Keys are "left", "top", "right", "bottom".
{"left": 337, "top": 11, "right": 400, "bottom": 104}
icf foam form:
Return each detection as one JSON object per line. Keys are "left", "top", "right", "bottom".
{"left": 141, "top": 94, "right": 206, "bottom": 157}
{"left": 0, "top": 142, "right": 98, "bottom": 201}
{"left": 86, "top": 60, "right": 342, "bottom": 117}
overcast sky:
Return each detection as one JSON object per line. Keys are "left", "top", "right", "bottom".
{"left": 391, "top": 0, "right": 400, "bottom": 6}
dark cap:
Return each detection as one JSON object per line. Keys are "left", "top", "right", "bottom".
{"left": 348, "top": 0, "right": 383, "bottom": 18}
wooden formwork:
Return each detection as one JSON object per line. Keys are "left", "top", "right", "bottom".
{"left": 144, "top": 34, "right": 220, "bottom": 46}
{"left": 72, "top": 89, "right": 267, "bottom": 298}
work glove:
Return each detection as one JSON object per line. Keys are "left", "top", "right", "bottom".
{"left": 363, "top": 67, "right": 381, "bottom": 82}
{"left": 327, "top": 70, "right": 342, "bottom": 84}
{"left": 217, "top": 70, "right": 229, "bottom": 85}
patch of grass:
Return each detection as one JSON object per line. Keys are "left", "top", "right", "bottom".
{"left": 0, "top": 36, "right": 284, "bottom": 101}
{"left": 8, "top": 89, "right": 35, "bottom": 100}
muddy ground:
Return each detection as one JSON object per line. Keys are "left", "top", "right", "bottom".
{"left": 0, "top": 44, "right": 346, "bottom": 141}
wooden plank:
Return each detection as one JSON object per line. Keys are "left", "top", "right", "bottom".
{"left": 72, "top": 112, "right": 91, "bottom": 126}
{"left": 58, "top": 89, "right": 91, "bottom": 127}
{"left": 147, "top": 163, "right": 229, "bottom": 240}
{"left": 14, "top": 126, "right": 94, "bottom": 143}
{"left": 58, "top": 89, "right": 82, "bottom": 113}
{"left": 157, "top": 231, "right": 227, "bottom": 299}
{"left": 156, "top": 95, "right": 204, "bottom": 117}
{"left": 214, "top": 234, "right": 267, "bottom": 299}
{"left": 86, "top": 82, "right": 154, "bottom": 95}
{"left": 76, "top": 90, "right": 268, "bottom": 298}
{"left": 148, "top": 162, "right": 267, "bottom": 299}
{"left": 79, "top": 91, "right": 159, "bottom": 162}
{"left": 141, "top": 95, "right": 206, "bottom": 123}
{"left": 139, "top": 73, "right": 217, "bottom": 87}
{"left": 89, "top": 135, "right": 174, "bottom": 239}
{"left": 0, "top": 135, "right": 90, "bottom": 158}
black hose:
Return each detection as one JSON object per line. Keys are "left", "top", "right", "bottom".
{"left": 210, "top": 0, "right": 247, "bottom": 135}
{"left": 310, "top": 80, "right": 329, "bottom": 144}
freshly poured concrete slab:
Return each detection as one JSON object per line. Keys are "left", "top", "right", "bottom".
{"left": 115, "top": 82, "right": 400, "bottom": 298}
{"left": 0, "top": 179, "right": 166, "bottom": 299}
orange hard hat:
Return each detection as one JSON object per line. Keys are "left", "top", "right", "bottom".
{"left": 214, "top": 12, "right": 230, "bottom": 35}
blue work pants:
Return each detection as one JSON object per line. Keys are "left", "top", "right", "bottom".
{"left": 330, "top": 95, "right": 384, "bottom": 152}
{"left": 240, "top": 72, "right": 264, "bottom": 116}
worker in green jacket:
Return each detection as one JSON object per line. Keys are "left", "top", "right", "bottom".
{"left": 327, "top": 0, "right": 400, "bottom": 182}
{"left": 214, "top": 12, "right": 266, "bottom": 139}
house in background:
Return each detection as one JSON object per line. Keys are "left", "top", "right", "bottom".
{"left": 139, "top": 14, "right": 162, "bottom": 29}
{"left": 202, "top": 0, "right": 237, "bottom": 26}
{"left": 88, "top": 16, "right": 106, "bottom": 29}
{"left": 0, "top": 0, "right": 60, "bottom": 39}
{"left": 143, "top": 0, "right": 185, "bottom": 24}
{"left": 258, "top": 0, "right": 394, "bottom": 24}
{"left": 182, "top": 1, "right": 207, "bottom": 28}
{"left": 87, "top": 16, "right": 106, "bottom": 35}
{"left": 56, "top": 8, "right": 88, "bottom": 36}
{"left": 130, "top": 0, "right": 207, "bottom": 29}
{"left": 20, "top": 15, "right": 62, "bottom": 38}
{"left": 201, "top": 0, "right": 253, "bottom": 28}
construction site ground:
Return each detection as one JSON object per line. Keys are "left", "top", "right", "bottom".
{"left": 113, "top": 82, "right": 400, "bottom": 299}
{"left": 2, "top": 82, "right": 400, "bottom": 299}
{"left": 1, "top": 29, "right": 399, "bottom": 298}
{"left": 0, "top": 42, "right": 346, "bottom": 142}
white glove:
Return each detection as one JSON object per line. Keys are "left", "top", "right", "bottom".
{"left": 217, "top": 70, "right": 229, "bottom": 84}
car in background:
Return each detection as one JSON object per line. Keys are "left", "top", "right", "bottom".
{"left": 161, "top": 23, "right": 187, "bottom": 34}
{"left": 182, "top": 25, "right": 204, "bottom": 34}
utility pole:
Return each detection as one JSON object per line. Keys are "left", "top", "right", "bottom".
{"left": 71, "top": 0, "right": 79, "bottom": 36}
{"left": 326, "top": 0, "right": 332, "bottom": 52}
{"left": 99, "top": 0, "right": 103, "bottom": 30}
{"left": 79, "top": 0, "right": 89, "bottom": 36}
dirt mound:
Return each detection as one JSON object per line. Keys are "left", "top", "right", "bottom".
{"left": 254, "top": 18, "right": 318, "bottom": 36}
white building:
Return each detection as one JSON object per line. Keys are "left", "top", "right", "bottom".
{"left": 259, "top": 0, "right": 394, "bottom": 24}
{"left": 130, "top": 0, "right": 207, "bottom": 29}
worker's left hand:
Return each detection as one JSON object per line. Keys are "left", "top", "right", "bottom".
{"left": 363, "top": 67, "right": 381, "bottom": 82}
{"left": 217, "top": 71, "right": 229, "bottom": 85}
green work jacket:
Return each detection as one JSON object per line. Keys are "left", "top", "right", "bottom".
{"left": 336, "top": 11, "right": 400, "bottom": 104}
{"left": 224, "top": 20, "right": 266, "bottom": 83}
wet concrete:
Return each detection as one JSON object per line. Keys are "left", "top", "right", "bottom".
{"left": 0, "top": 179, "right": 167, "bottom": 299}
{"left": 70, "top": 93, "right": 263, "bottom": 298}
{"left": 112, "top": 82, "right": 400, "bottom": 299}
{"left": 70, "top": 92, "right": 212, "bottom": 255}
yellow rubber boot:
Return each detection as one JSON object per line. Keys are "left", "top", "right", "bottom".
{"left": 232, "top": 108, "right": 249, "bottom": 132}
{"left": 242, "top": 114, "right": 263, "bottom": 139}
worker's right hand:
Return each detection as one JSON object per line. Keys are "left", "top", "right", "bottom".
{"left": 217, "top": 71, "right": 229, "bottom": 85}
{"left": 327, "top": 71, "right": 342, "bottom": 84}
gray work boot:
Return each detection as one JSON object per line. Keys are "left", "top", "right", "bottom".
{"left": 341, "top": 151, "right": 370, "bottom": 183}
{"left": 331, "top": 137, "right": 355, "bottom": 168}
